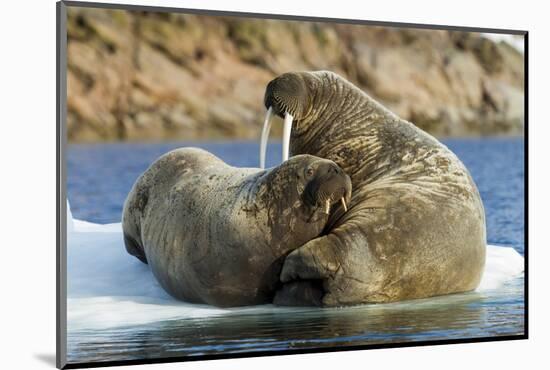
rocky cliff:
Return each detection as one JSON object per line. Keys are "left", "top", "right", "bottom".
{"left": 66, "top": 7, "right": 525, "bottom": 142}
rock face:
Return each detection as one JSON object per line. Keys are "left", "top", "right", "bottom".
{"left": 66, "top": 7, "right": 525, "bottom": 142}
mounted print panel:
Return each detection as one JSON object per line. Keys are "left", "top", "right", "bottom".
{"left": 56, "top": 1, "right": 527, "bottom": 368}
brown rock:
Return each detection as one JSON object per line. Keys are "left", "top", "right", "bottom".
{"left": 66, "top": 8, "right": 525, "bottom": 143}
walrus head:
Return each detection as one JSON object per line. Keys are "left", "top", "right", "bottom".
{"left": 260, "top": 71, "right": 324, "bottom": 168}
{"left": 301, "top": 158, "right": 352, "bottom": 215}
{"left": 264, "top": 72, "right": 314, "bottom": 120}
{"left": 262, "top": 154, "right": 352, "bottom": 218}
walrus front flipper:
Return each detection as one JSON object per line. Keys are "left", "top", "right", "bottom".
{"left": 123, "top": 233, "right": 148, "bottom": 264}
{"left": 273, "top": 281, "right": 323, "bottom": 307}
{"left": 280, "top": 234, "right": 340, "bottom": 283}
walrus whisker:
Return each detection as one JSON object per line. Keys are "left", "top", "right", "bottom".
{"left": 274, "top": 95, "right": 291, "bottom": 115}
{"left": 260, "top": 106, "right": 274, "bottom": 169}
{"left": 282, "top": 111, "right": 294, "bottom": 162}
{"left": 341, "top": 197, "right": 348, "bottom": 212}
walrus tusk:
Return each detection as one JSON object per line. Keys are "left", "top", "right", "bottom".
{"left": 259, "top": 106, "right": 274, "bottom": 169}
{"left": 341, "top": 197, "right": 348, "bottom": 212}
{"left": 282, "top": 111, "right": 294, "bottom": 162}
{"left": 325, "top": 199, "right": 331, "bottom": 215}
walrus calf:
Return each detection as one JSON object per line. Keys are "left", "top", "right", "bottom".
{"left": 261, "top": 71, "right": 486, "bottom": 306}
{"left": 122, "top": 147, "right": 351, "bottom": 307}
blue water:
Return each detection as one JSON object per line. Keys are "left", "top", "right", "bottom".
{"left": 68, "top": 138, "right": 525, "bottom": 255}
{"left": 66, "top": 138, "right": 525, "bottom": 364}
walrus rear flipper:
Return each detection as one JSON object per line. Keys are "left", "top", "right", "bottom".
{"left": 123, "top": 233, "right": 148, "bottom": 264}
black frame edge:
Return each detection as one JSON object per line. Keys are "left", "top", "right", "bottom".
{"left": 523, "top": 32, "right": 529, "bottom": 339}
{"left": 57, "top": 1, "right": 68, "bottom": 369}
{"left": 63, "top": 334, "right": 527, "bottom": 369}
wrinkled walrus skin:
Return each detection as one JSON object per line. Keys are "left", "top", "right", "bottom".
{"left": 122, "top": 148, "right": 351, "bottom": 307}
{"left": 264, "top": 71, "right": 486, "bottom": 306}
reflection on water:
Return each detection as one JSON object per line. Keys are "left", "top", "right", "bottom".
{"left": 67, "top": 277, "right": 524, "bottom": 363}
{"left": 67, "top": 138, "right": 525, "bottom": 364}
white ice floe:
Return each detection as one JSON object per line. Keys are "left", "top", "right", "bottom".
{"left": 477, "top": 245, "right": 524, "bottom": 290}
{"left": 67, "top": 220, "right": 289, "bottom": 330}
{"left": 66, "top": 200, "right": 74, "bottom": 234}
{"left": 66, "top": 212, "right": 524, "bottom": 331}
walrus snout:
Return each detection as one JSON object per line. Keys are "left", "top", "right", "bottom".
{"left": 264, "top": 73, "right": 310, "bottom": 119}
{"left": 260, "top": 73, "right": 314, "bottom": 168}
{"left": 303, "top": 161, "right": 352, "bottom": 215}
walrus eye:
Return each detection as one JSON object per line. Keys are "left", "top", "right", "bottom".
{"left": 306, "top": 168, "right": 314, "bottom": 177}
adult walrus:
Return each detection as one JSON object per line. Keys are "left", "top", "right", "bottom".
{"left": 122, "top": 147, "right": 352, "bottom": 307}
{"left": 261, "top": 71, "right": 486, "bottom": 306}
